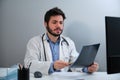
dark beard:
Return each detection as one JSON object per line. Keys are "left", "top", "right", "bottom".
{"left": 46, "top": 26, "right": 63, "bottom": 37}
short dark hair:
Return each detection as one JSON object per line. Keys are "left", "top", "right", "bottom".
{"left": 44, "top": 7, "right": 66, "bottom": 23}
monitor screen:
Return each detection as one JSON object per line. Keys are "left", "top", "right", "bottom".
{"left": 105, "top": 16, "right": 120, "bottom": 74}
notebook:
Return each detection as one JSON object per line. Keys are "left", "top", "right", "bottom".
{"left": 70, "top": 43, "right": 100, "bottom": 68}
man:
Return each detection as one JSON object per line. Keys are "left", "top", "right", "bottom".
{"left": 24, "top": 7, "right": 99, "bottom": 75}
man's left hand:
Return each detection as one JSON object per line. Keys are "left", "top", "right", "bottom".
{"left": 88, "top": 62, "right": 99, "bottom": 73}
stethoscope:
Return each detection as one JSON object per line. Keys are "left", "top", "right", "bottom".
{"left": 41, "top": 33, "right": 69, "bottom": 61}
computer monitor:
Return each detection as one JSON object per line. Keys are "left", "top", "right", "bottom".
{"left": 105, "top": 16, "right": 120, "bottom": 74}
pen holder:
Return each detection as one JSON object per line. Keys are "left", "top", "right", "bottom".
{"left": 18, "top": 68, "right": 29, "bottom": 80}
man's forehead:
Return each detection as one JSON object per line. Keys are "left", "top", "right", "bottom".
{"left": 50, "top": 15, "right": 63, "bottom": 21}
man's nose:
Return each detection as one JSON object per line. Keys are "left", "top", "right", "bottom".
{"left": 56, "top": 23, "right": 61, "bottom": 27}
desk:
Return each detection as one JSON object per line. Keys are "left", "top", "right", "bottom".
{"left": 107, "top": 73, "right": 120, "bottom": 80}
{"left": 1, "top": 68, "right": 120, "bottom": 80}
{"left": 30, "top": 72, "right": 120, "bottom": 80}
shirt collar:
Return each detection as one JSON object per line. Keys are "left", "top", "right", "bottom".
{"left": 42, "top": 33, "right": 65, "bottom": 43}
{"left": 45, "top": 34, "right": 60, "bottom": 44}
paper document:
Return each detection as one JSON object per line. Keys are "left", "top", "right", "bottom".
{"left": 70, "top": 43, "right": 100, "bottom": 68}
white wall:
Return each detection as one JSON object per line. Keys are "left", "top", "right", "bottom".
{"left": 0, "top": 0, "right": 120, "bottom": 71}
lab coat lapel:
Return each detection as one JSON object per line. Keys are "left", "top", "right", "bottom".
{"left": 59, "top": 42, "right": 64, "bottom": 60}
{"left": 59, "top": 36, "right": 70, "bottom": 62}
{"left": 59, "top": 37, "right": 67, "bottom": 61}
{"left": 43, "top": 34, "right": 52, "bottom": 62}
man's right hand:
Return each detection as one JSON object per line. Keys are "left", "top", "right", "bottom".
{"left": 53, "top": 60, "right": 69, "bottom": 70}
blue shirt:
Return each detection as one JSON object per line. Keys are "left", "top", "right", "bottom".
{"left": 46, "top": 36, "right": 60, "bottom": 74}
{"left": 46, "top": 35, "right": 88, "bottom": 74}
{"left": 48, "top": 39, "right": 60, "bottom": 62}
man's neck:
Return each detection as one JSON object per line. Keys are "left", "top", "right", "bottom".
{"left": 47, "top": 33, "right": 59, "bottom": 43}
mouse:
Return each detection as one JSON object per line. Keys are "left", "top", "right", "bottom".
{"left": 34, "top": 71, "right": 42, "bottom": 78}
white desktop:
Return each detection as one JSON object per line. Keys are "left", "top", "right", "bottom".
{"left": 30, "top": 72, "right": 120, "bottom": 80}
{"left": 1, "top": 68, "right": 120, "bottom": 80}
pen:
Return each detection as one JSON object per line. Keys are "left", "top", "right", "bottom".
{"left": 19, "top": 64, "right": 23, "bottom": 70}
{"left": 28, "top": 62, "right": 32, "bottom": 69}
{"left": 22, "top": 65, "right": 26, "bottom": 70}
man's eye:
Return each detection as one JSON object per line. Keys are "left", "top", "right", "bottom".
{"left": 53, "top": 22, "right": 57, "bottom": 24}
{"left": 52, "top": 21, "right": 63, "bottom": 25}
{"left": 60, "top": 22, "right": 63, "bottom": 24}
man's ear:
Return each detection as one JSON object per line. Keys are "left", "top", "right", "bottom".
{"left": 44, "top": 22, "right": 47, "bottom": 27}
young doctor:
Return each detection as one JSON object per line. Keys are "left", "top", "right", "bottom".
{"left": 24, "top": 7, "right": 99, "bottom": 75}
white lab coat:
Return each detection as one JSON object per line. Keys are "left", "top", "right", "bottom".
{"left": 24, "top": 34, "right": 79, "bottom": 75}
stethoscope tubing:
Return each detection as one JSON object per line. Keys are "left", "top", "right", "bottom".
{"left": 41, "top": 33, "right": 69, "bottom": 61}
